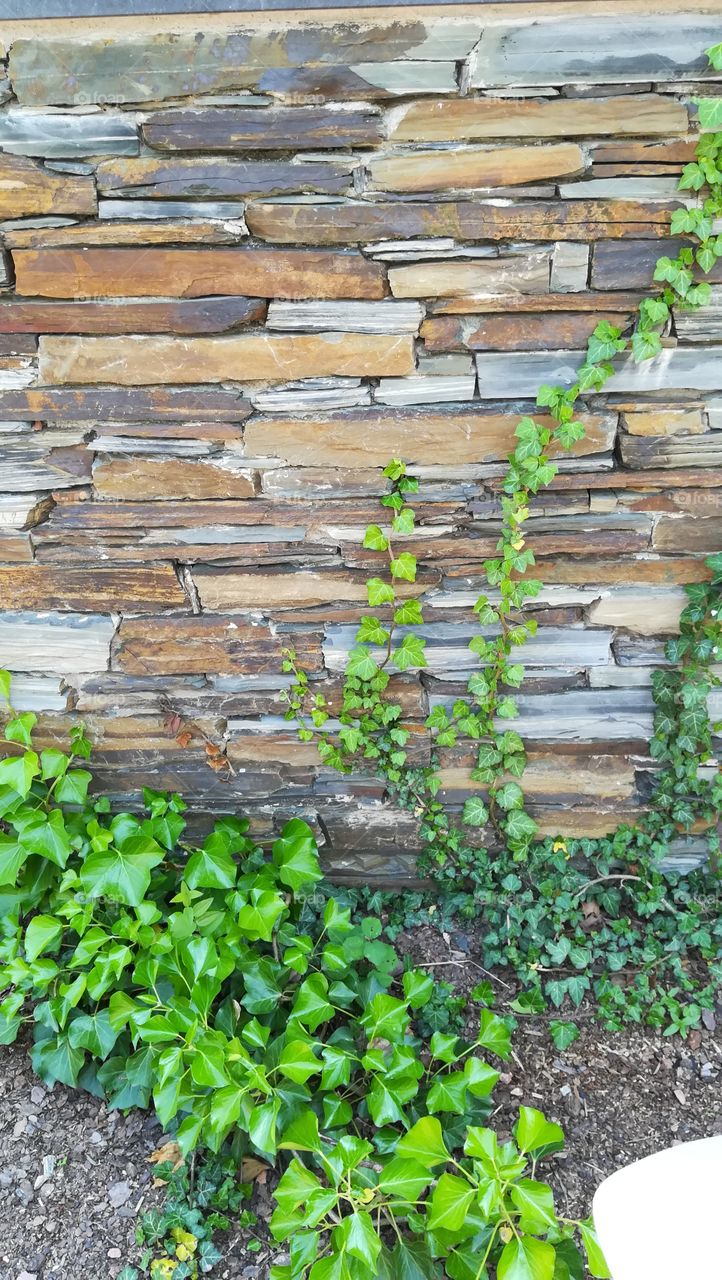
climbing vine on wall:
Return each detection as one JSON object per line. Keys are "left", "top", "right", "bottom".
{"left": 283, "top": 51, "right": 722, "bottom": 1040}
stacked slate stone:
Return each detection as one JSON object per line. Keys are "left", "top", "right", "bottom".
{"left": 0, "top": 10, "right": 721, "bottom": 881}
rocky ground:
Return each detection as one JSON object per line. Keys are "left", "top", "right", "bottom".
{"left": 1, "top": 929, "right": 720, "bottom": 1280}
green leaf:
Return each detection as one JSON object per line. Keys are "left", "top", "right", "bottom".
{"left": 360, "top": 992, "right": 409, "bottom": 1042}
{"left": 397, "top": 1116, "right": 449, "bottom": 1168}
{"left": 18, "top": 810, "right": 71, "bottom": 867}
{"left": 378, "top": 1157, "right": 431, "bottom": 1203}
{"left": 346, "top": 647, "right": 379, "bottom": 681}
{"left": 696, "top": 98, "right": 722, "bottom": 131}
{"left": 54, "top": 768, "right": 92, "bottom": 806}
{"left": 478, "top": 1009, "right": 512, "bottom": 1060}
{"left": 278, "top": 1109, "right": 322, "bottom": 1152}
{"left": 81, "top": 836, "right": 164, "bottom": 907}
{"left": 0, "top": 751, "right": 39, "bottom": 798}
{"left": 278, "top": 1039, "right": 322, "bottom": 1085}
{"left": 68, "top": 1010, "right": 118, "bottom": 1059}
{"left": 579, "top": 1221, "right": 611, "bottom": 1279}
{"left": 333, "top": 1211, "right": 381, "bottom": 1270}
{"left": 367, "top": 577, "right": 395, "bottom": 607}
{"left": 272, "top": 818, "right": 322, "bottom": 894}
{"left": 549, "top": 1021, "right": 580, "bottom": 1051}
{"left": 363, "top": 524, "right": 389, "bottom": 551}
{"left": 184, "top": 842, "right": 237, "bottom": 890}
{"left": 462, "top": 797, "right": 489, "bottom": 827}
{"left": 0, "top": 670, "right": 11, "bottom": 704}
{"left": 24, "top": 915, "right": 63, "bottom": 962}
{"left": 292, "top": 973, "right": 334, "bottom": 1031}
{"left": 238, "top": 888, "right": 287, "bottom": 942}
{"left": 31, "top": 1034, "right": 85, "bottom": 1088}
{"left": 510, "top": 1179, "right": 557, "bottom": 1230}
{"left": 393, "top": 634, "right": 427, "bottom": 671}
{"left": 498, "top": 1236, "right": 555, "bottom": 1280}
{"left": 390, "top": 552, "right": 417, "bottom": 583}
{"left": 402, "top": 968, "right": 434, "bottom": 1009}
{"left": 4, "top": 712, "right": 36, "bottom": 746}
{"left": 427, "top": 1172, "right": 475, "bottom": 1231}
{"left": 514, "top": 1107, "right": 565, "bottom": 1157}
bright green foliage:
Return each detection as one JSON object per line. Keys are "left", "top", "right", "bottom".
{"left": 282, "top": 55, "right": 722, "bottom": 1042}
{"left": 0, "top": 681, "right": 604, "bottom": 1279}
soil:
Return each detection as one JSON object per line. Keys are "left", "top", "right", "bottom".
{"left": 1, "top": 926, "right": 720, "bottom": 1280}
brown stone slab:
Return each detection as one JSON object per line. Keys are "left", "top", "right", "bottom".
{"left": 12, "top": 247, "right": 387, "bottom": 301}
{"left": 653, "top": 515, "right": 722, "bottom": 553}
{"left": 623, "top": 410, "right": 704, "bottom": 436}
{"left": 114, "top": 615, "right": 323, "bottom": 676}
{"left": 344, "top": 527, "right": 650, "bottom": 568}
{"left": 390, "top": 95, "right": 689, "bottom": 142}
{"left": 96, "top": 156, "right": 352, "bottom": 199}
{"left": 544, "top": 467, "right": 722, "bottom": 492}
{"left": 0, "top": 152, "right": 96, "bottom": 218}
{"left": 428, "top": 291, "right": 644, "bottom": 315}
{"left": 0, "top": 566, "right": 187, "bottom": 611}
{"left": 245, "top": 199, "right": 673, "bottom": 244}
{"left": 591, "top": 139, "right": 696, "bottom": 164}
{"left": 39, "top": 332, "right": 416, "bottom": 386}
{"left": 143, "top": 106, "right": 383, "bottom": 151}
{"left": 0, "top": 386, "right": 253, "bottom": 422}
{"left": 388, "top": 256, "right": 550, "bottom": 299}
{"left": 0, "top": 297, "right": 266, "bottom": 336}
{"left": 421, "top": 311, "right": 632, "bottom": 352}
{"left": 244, "top": 408, "right": 615, "bottom": 468}
{"left": 368, "top": 142, "right": 585, "bottom": 193}
{"left": 193, "top": 568, "right": 425, "bottom": 611}
{"left": 93, "top": 458, "right": 256, "bottom": 500}
{"left": 0, "top": 534, "right": 33, "bottom": 563}
{"left": 593, "top": 239, "right": 722, "bottom": 288}
{"left": 5, "top": 221, "right": 248, "bottom": 248}
{"left": 533, "top": 556, "right": 711, "bottom": 585}
{"left": 40, "top": 497, "right": 461, "bottom": 532}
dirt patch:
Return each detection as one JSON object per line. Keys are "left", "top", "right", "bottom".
{"left": 1, "top": 925, "right": 720, "bottom": 1279}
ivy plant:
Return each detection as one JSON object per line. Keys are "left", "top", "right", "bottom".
{"left": 282, "top": 48, "right": 722, "bottom": 1040}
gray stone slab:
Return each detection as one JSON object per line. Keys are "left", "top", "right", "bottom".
{"left": 550, "top": 242, "right": 589, "bottom": 293}
{"left": 471, "top": 16, "right": 721, "bottom": 86}
{"left": 475, "top": 347, "right": 722, "bottom": 398}
{"left": 619, "top": 433, "right": 722, "bottom": 470}
{"left": 98, "top": 200, "right": 248, "bottom": 224}
{"left": 0, "top": 611, "right": 116, "bottom": 674}
{"left": 675, "top": 289, "right": 722, "bottom": 342}
{"left": 431, "top": 687, "right": 656, "bottom": 741}
{"left": 8, "top": 24, "right": 481, "bottom": 105}
{"left": 2, "top": 673, "right": 67, "bottom": 712}
{"left": 251, "top": 381, "right": 371, "bottom": 412}
{"left": 374, "top": 374, "right": 477, "bottom": 406}
{"left": 558, "top": 177, "right": 683, "bottom": 200}
{"left": 96, "top": 157, "right": 354, "bottom": 200}
{"left": 324, "top": 623, "right": 612, "bottom": 674}
{"left": 0, "top": 109, "right": 138, "bottom": 157}
{"left": 266, "top": 301, "right": 424, "bottom": 334}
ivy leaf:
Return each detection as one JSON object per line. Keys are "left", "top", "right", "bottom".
{"left": 510, "top": 1179, "right": 557, "bottom": 1231}
{"left": 54, "top": 769, "right": 92, "bottom": 807}
{"left": 367, "top": 577, "right": 395, "bottom": 607}
{"left": 549, "top": 1021, "right": 580, "bottom": 1051}
{"left": 497, "top": 1236, "right": 555, "bottom": 1280}
{"left": 272, "top": 818, "right": 322, "bottom": 893}
{"left": 579, "top": 1221, "right": 611, "bottom": 1279}
{"left": 363, "top": 524, "right": 388, "bottom": 551}
{"left": 514, "top": 1107, "right": 565, "bottom": 1158}
{"left": 427, "top": 1172, "right": 475, "bottom": 1231}
{"left": 24, "top": 915, "right": 63, "bottom": 962}
{"left": 696, "top": 97, "right": 722, "bottom": 131}
{"left": 238, "top": 888, "right": 286, "bottom": 942}
{"left": 346, "top": 647, "right": 379, "bottom": 681}
{"left": 462, "top": 797, "right": 489, "bottom": 827}
{"left": 80, "top": 835, "right": 165, "bottom": 907}
{"left": 403, "top": 969, "right": 434, "bottom": 1009}
{"left": 397, "top": 1116, "right": 449, "bottom": 1168}
{"left": 184, "top": 841, "right": 237, "bottom": 890}
{"left": 378, "top": 1158, "right": 431, "bottom": 1203}
{"left": 4, "top": 712, "right": 36, "bottom": 746}
{"left": 333, "top": 1212, "right": 381, "bottom": 1270}
{"left": 390, "top": 552, "right": 417, "bottom": 583}
{"left": 478, "top": 1009, "right": 511, "bottom": 1060}
{"left": 67, "top": 1010, "right": 118, "bottom": 1059}
{"left": 393, "top": 634, "right": 427, "bottom": 671}
{"left": 0, "top": 751, "right": 39, "bottom": 799}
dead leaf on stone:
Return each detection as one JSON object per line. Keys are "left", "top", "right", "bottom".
{"left": 689, "top": 1029, "right": 702, "bottom": 1051}
{"left": 581, "top": 900, "right": 603, "bottom": 928}
{"left": 175, "top": 730, "right": 193, "bottom": 749}
{"left": 164, "top": 712, "right": 182, "bottom": 734}
{"left": 240, "top": 1157, "right": 268, "bottom": 1184}
{"left": 149, "top": 1140, "right": 184, "bottom": 1185}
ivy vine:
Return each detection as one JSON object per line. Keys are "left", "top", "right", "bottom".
{"left": 283, "top": 54, "right": 722, "bottom": 1041}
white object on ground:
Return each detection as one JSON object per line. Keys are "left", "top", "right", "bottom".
{"left": 592, "top": 1135, "right": 722, "bottom": 1279}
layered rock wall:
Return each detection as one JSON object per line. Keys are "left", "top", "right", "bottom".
{"left": 0, "top": 4, "right": 721, "bottom": 880}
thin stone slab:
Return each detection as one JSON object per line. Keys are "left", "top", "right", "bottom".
{"left": 251, "top": 380, "right": 371, "bottom": 412}
{"left": 143, "top": 106, "right": 383, "bottom": 151}
{"left": 368, "top": 142, "right": 584, "bottom": 193}
{"left": 550, "top": 242, "right": 590, "bottom": 292}
{"left": 0, "top": 110, "right": 139, "bottom": 157}
{"left": 98, "top": 200, "right": 248, "bottom": 223}
{"left": 325, "top": 623, "right": 612, "bottom": 674}
{"left": 245, "top": 198, "right": 672, "bottom": 244}
{"left": 38, "top": 333, "right": 416, "bottom": 385}
{"left": 3, "top": 674, "right": 67, "bottom": 713}
{"left": 475, "top": 348, "right": 722, "bottom": 398}
{"left": 388, "top": 254, "right": 550, "bottom": 299}
{"left": 675, "top": 288, "right": 722, "bottom": 341}
{"left": 470, "top": 17, "right": 722, "bottom": 86}
{"left": 0, "top": 611, "right": 116, "bottom": 674}
{"left": 0, "top": 436, "right": 92, "bottom": 492}
{"left": 266, "top": 301, "right": 424, "bottom": 334}
{"left": 0, "top": 296, "right": 266, "bottom": 335}
{"left": 12, "top": 247, "right": 386, "bottom": 300}
{"left": 592, "top": 239, "right": 722, "bottom": 289}
{"left": 374, "top": 374, "right": 477, "bottom": 406}
{"left": 0, "top": 566, "right": 187, "bottom": 612}
{"left": 6, "top": 220, "right": 250, "bottom": 247}
{"left": 390, "top": 94, "right": 689, "bottom": 141}
{"left": 619, "top": 433, "right": 722, "bottom": 469}
{"left": 8, "top": 24, "right": 481, "bottom": 105}
{"left": 96, "top": 156, "right": 353, "bottom": 199}
{"left": 559, "top": 177, "right": 683, "bottom": 201}
{"left": 0, "top": 385, "right": 253, "bottom": 422}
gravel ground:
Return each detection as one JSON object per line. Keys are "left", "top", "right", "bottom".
{"left": 1, "top": 926, "right": 720, "bottom": 1279}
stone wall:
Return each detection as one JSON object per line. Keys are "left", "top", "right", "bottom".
{"left": 0, "top": 5, "right": 721, "bottom": 881}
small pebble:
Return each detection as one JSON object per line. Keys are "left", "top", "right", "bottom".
{"left": 107, "top": 1248, "right": 121, "bottom": 1259}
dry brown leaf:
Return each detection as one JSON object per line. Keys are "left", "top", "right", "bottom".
{"left": 204, "top": 742, "right": 222, "bottom": 757}
{"left": 240, "top": 1157, "right": 269, "bottom": 1184}
{"left": 175, "top": 730, "right": 193, "bottom": 749}
{"left": 148, "top": 1140, "right": 184, "bottom": 1185}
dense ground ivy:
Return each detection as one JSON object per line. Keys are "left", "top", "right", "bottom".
{"left": 0, "top": 680, "right": 607, "bottom": 1279}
